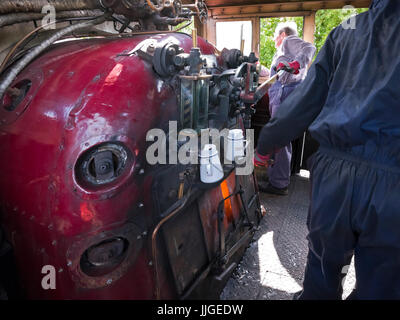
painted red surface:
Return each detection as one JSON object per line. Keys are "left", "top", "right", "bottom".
{"left": 0, "top": 33, "right": 216, "bottom": 299}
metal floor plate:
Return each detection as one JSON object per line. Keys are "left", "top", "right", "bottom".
{"left": 220, "top": 173, "right": 356, "bottom": 300}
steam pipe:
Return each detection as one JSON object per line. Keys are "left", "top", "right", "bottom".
{"left": 0, "top": 15, "right": 106, "bottom": 101}
{"left": 0, "top": 9, "right": 103, "bottom": 28}
{"left": 0, "top": 0, "right": 100, "bottom": 14}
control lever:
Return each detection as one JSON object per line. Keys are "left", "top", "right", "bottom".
{"left": 253, "top": 69, "right": 285, "bottom": 103}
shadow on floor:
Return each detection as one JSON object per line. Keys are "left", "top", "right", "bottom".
{"left": 221, "top": 174, "right": 311, "bottom": 300}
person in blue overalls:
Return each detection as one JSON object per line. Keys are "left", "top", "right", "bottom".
{"left": 258, "top": 22, "right": 316, "bottom": 195}
{"left": 255, "top": 0, "right": 400, "bottom": 299}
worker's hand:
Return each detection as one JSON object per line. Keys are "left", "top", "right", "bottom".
{"left": 254, "top": 150, "right": 271, "bottom": 167}
{"left": 275, "top": 60, "right": 301, "bottom": 75}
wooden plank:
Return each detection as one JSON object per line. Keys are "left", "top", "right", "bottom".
{"left": 206, "top": 0, "right": 371, "bottom": 9}
{"left": 194, "top": 15, "right": 206, "bottom": 38}
{"left": 213, "top": 10, "right": 311, "bottom": 19}
{"left": 303, "top": 11, "right": 316, "bottom": 43}
{"left": 252, "top": 17, "right": 260, "bottom": 56}
{"left": 205, "top": 16, "right": 217, "bottom": 46}
{"left": 209, "top": 0, "right": 371, "bottom": 17}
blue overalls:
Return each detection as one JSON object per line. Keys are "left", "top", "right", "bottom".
{"left": 257, "top": 0, "right": 400, "bottom": 299}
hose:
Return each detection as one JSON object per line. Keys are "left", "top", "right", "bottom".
{"left": 0, "top": 17, "right": 192, "bottom": 75}
{"left": 0, "top": 0, "right": 100, "bottom": 15}
{"left": 0, "top": 14, "right": 102, "bottom": 74}
{"left": 0, "top": 9, "right": 103, "bottom": 28}
{"left": 0, "top": 15, "right": 106, "bottom": 101}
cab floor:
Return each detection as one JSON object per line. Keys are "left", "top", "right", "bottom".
{"left": 220, "top": 173, "right": 356, "bottom": 300}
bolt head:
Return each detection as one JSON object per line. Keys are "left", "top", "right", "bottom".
{"left": 167, "top": 47, "right": 176, "bottom": 56}
{"left": 174, "top": 55, "right": 185, "bottom": 67}
{"left": 168, "top": 65, "right": 176, "bottom": 73}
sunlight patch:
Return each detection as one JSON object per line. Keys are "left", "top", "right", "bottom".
{"left": 258, "top": 232, "right": 302, "bottom": 294}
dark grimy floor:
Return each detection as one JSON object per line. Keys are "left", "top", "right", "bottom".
{"left": 220, "top": 171, "right": 355, "bottom": 300}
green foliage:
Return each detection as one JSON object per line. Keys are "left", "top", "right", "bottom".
{"left": 259, "top": 8, "right": 369, "bottom": 69}
{"left": 315, "top": 8, "right": 368, "bottom": 54}
{"left": 174, "top": 8, "right": 369, "bottom": 70}
{"left": 174, "top": 17, "right": 194, "bottom": 34}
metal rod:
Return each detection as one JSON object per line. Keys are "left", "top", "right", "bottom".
{"left": 145, "top": 0, "right": 169, "bottom": 13}
{"left": 222, "top": 228, "right": 253, "bottom": 263}
{"left": 0, "top": 15, "right": 106, "bottom": 101}
{"left": 0, "top": 14, "right": 102, "bottom": 74}
{"left": 192, "top": 27, "right": 197, "bottom": 48}
{"left": 111, "top": 20, "right": 193, "bottom": 37}
{"left": 240, "top": 23, "right": 244, "bottom": 54}
{"left": 217, "top": 190, "right": 241, "bottom": 261}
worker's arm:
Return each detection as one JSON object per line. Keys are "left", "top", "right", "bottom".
{"left": 292, "top": 37, "right": 317, "bottom": 69}
{"left": 256, "top": 31, "right": 338, "bottom": 155}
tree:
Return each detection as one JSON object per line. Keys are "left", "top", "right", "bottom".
{"left": 174, "top": 17, "right": 195, "bottom": 34}
{"left": 315, "top": 8, "right": 368, "bottom": 54}
{"left": 259, "top": 8, "right": 368, "bottom": 69}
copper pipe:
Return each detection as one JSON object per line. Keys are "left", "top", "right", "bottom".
{"left": 0, "top": 18, "right": 192, "bottom": 75}
{"left": 240, "top": 24, "right": 245, "bottom": 54}
{"left": 182, "top": 0, "right": 200, "bottom": 15}
{"left": 0, "top": 22, "right": 57, "bottom": 74}
{"left": 151, "top": 187, "right": 191, "bottom": 299}
{"left": 178, "top": 182, "right": 184, "bottom": 200}
{"left": 0, "top": 16, "right": 106, "bottom": 100}
{"left": 114, "top": 20, "right": 192, "bottom": 37}
{"left": 192, "top": 28, "right": 197, "bottom": 47}
{"left": 71, "top": 16, "right": 192, "bottom": 40}
{"left": 0, "top": 14, "right": 104, "bottom": 74}
{"left": 145, "top": 0, "right": 166, "bottom": 12}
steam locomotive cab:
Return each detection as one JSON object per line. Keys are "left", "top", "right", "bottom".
{"left": 0, "top": 19, "right": 264, "bottom": 298}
